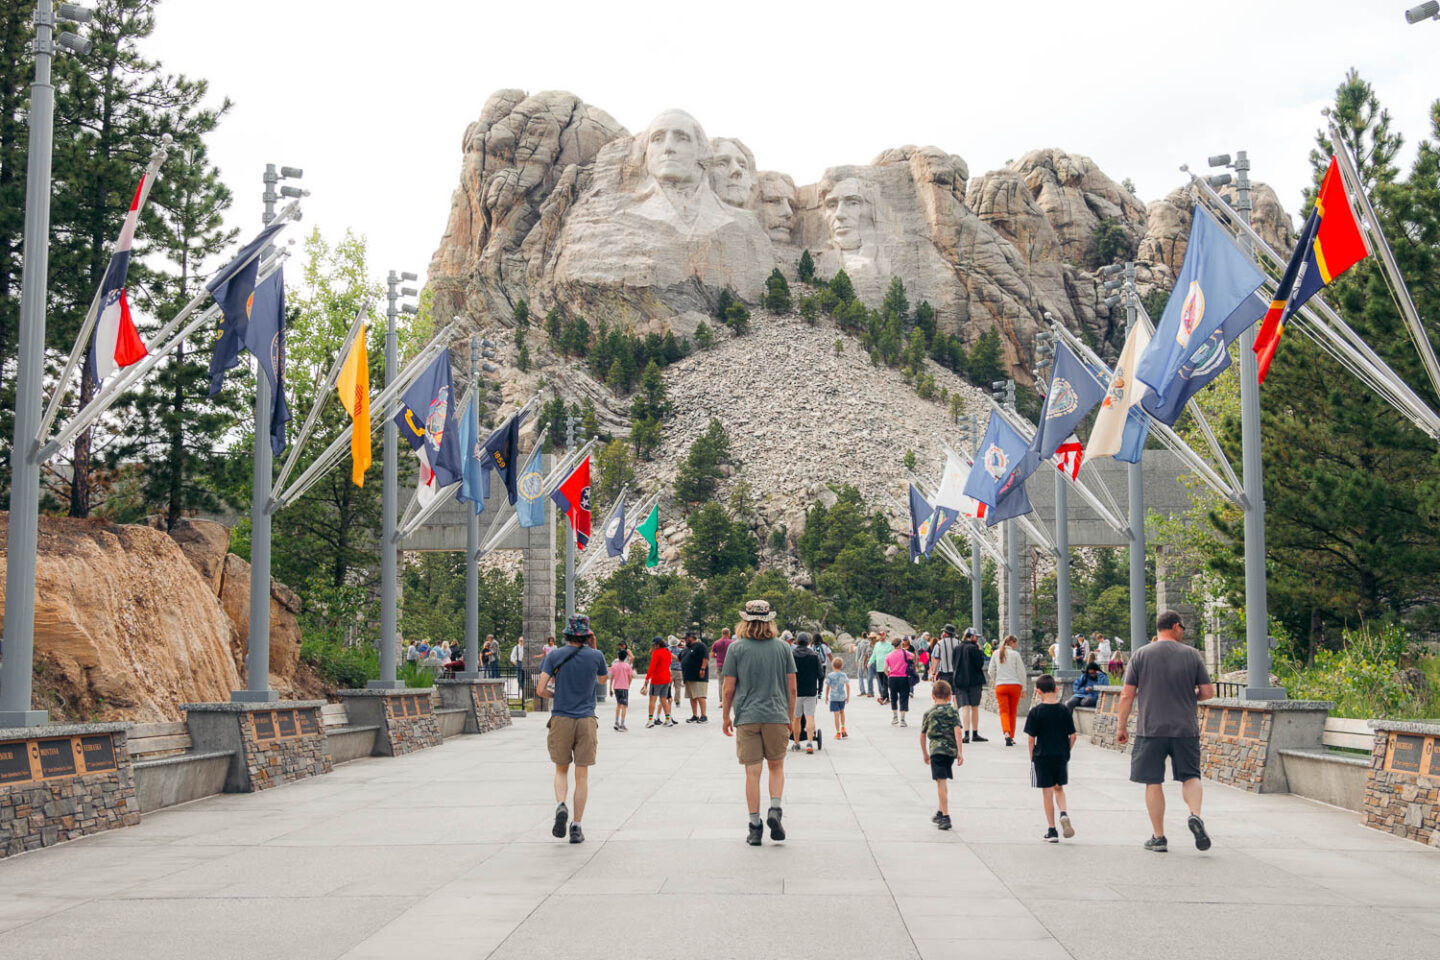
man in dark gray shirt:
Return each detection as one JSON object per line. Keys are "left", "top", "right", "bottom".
{"left": 1117, "top": 610, "right": 1215, "bottom": 853}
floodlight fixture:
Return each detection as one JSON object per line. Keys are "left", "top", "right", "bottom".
{"left": 1098, "top": 264, "right": 1124, "bottom": 278}
{"left": 279, "top": 166, "right": 303, "bottom": 179}
{"left": 1208, "top": 173, "right": 1233, "bottom": 188}
{"left": 1103, "top": 278, "right": 1123, "bottom": 293}
{"left": 58, "top": 3, "right": 94, "bottom": 21}
{"left": 1208, "top": 154, "right": 1232, "bottom": 168}
{"left": 1406, "top": 2, "right": 1439, "bottom": 22}
{"left": 57, "top": 32, "right": 90, "bottom": 54}
{"left": 1103, "top": 295, "right": 1122, "bottom": 309}
{"left": 401, "top": 303, "right": 418, "bottom": 315}
{"left": 400, "top": 271, "right": 418, "bottom": 282}
{"left": 400, "top": 287, "right": 418, "bottom": 298}
{"left": 279, "top": 185, "right": 308, "bottom": 199}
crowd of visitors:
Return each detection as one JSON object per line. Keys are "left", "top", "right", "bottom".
{"left": 535, "top": 605, "right": 1211, "bottom": 853}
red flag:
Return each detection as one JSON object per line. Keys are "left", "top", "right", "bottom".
{"left": 550, "top": 455, "right": 591, "bottom": 550}
{"left": 1055, "top": 440, "right": 1083, "bottom": 481}
{"left": 1253, "top": 157, "right": 1369, "bottom": 382}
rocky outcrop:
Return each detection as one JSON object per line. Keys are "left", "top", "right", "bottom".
{"left": 0, "top": 514, "right": 310, "bottom": 722}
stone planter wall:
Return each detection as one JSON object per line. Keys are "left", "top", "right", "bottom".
{"left": 1198, "top": 699, "right": 1331, "bottom": 794}
{"left": 435, "top": 679, "right": 512, "bottom": 735}
{"left": 337, "top": 690, "right": 442, "bottom": 757}
{"left": 1363, "top": 720, "right": 1440, "bottom": 847}
{"left": 183, "top": 701, "right": 331, "bottom": 793}
{"left": 0, "top": 723, "right": 139, "bottom": 857}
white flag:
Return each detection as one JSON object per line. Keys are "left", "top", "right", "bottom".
{"left": 934, "top": 450, "right": 988, "bottom": 520}
{"left": 414, "top": 447, "right": 438, "bottom": 508}
{"left": 1085, "top": 324, "right": 1151, "bottom": 461}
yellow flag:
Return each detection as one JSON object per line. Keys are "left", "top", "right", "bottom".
{"left": 336, "top": 322, "right": 371, "bottom": 485}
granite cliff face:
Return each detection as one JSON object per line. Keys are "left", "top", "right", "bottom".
{"left": 0, "top": 515, "right": 312, "bottom": 722}
{"left": 430, "top": 90, "right": 1297, "bottom": 382}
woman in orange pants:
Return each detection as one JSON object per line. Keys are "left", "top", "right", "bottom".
{"left": 988, "top": 634, "right": 1026, "bottom": 746}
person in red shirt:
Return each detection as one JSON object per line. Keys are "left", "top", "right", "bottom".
{"left": 644, "top": 636, "right": 676, "bottom": 728}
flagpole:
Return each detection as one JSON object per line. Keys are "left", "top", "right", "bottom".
{"left": 373, "top": 270, "right": 417, "bottom": 690}
{"left": 1119, "top": 262, "right": 1149, "bottom": 658}
{"left": 1035, "top": 328, "right": 1076, "bottom": 677}
{"left": 460, "top": 335, "right": 482, "bottom": 680}
{"left": 1208, "top": 152, "right": 1282, "bottom": 700}
{"left": 564, "top": 416, "right": 580, "bottom": 621}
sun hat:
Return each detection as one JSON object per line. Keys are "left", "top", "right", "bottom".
{"left": 740, "top": 599, "right": 775, "bottom": 622}
{"left": 564, "top": 614, "right": 593, "bottom": 638}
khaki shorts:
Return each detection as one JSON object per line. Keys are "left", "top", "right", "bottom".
{"left": 546, "top": 715, "right": 598, "bottom": 767}
{"left": 736, "top": 723, "right": 790, "bottom": 765}
{"left": 685, "top": 681, "right": 709, "bottom": 699}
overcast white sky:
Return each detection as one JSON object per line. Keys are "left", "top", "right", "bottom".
{"left": 148, "top": 0, "right": 1437, "bottom": 288}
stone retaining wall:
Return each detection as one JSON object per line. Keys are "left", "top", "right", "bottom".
{"left": 337, "top": 690, "right": 442, "bottom": 757}
{"left": 1364, "top": 720, "right": 1440, "bottom": 847}
{"left": 0, "top": 723, "right": 139, "bottom": 857}
{"left": 1198, "top": 699, "right": 1330, "bottom": 794}
{"left": 183, "top": 701, "right": 331, "bottom": 793}
{"left": 435, "top": 679, "right": 512, "bottom": 736}
{"left": 1089, "top": 688, "right": 1134, "bottom": 753}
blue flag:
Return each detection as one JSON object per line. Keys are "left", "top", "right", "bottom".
{"left": 455, "top": 395, "right": 486, "bottom": 514}
{"left": 962, "top": 412, "right": 1035, "bottom": 508}
{"left": 986, "top": 478, "right": 1034, "bottom": 527}
{"left": 516, "top": 440, "right": 546, "bottom": 528}
{"left": 604, "top": 498, "right": 628, "bottom": 558}
{"left": 206, "top": 221, "right": 286, "bottom": 396}
{"left": 1031, "top": 343, "right": 1106, "bottom": 461}
{"left": 1135, "top": 207, "right": 1264, "bottom": 410}
{"left": 926, "top": 505, "right": 957, "bottom": 558}
{"left": 1140, "top": 292, "right": 1267, "bottom": 425}
{"left": 908, "top": 484, "right": 934, "bottom": 563}
{"left": 481, "top": 411, "right": 526, "bottom": 506}
{"left": 394, "top": 348, "right": 463, "bottom": 488}
{"left": 1114, "top": 407, "right": 1151, "bottom": 464}
{"left": 242, "top": 267, "right": 289, "bottom": 456}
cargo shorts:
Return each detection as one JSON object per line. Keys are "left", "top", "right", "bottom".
{"left": 547, "top": 715, "right": 598, "bottom": 767}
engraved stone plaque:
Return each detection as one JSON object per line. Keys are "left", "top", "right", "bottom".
{"left": 252, "top": 711, "right": 277, "bottom": 740}
{"left": 1203, "top": 707, "right": 1223, "bottom": 734}
{"left": 1221, "top": 710, "right": 1242, "bottom": 738}
{"left": 36, "top": 738, "right": 77, "bottom": 779}
{"left": 1242, "top": 711, "right": 1263, "bottom": 740}
{"left": 1387, "top": 733, "right": 1425, "bottom": 775}
{"left": 297, "top": 710, "right": 319, "bottom": 736}
{"left": 0, "top": 740, "right": 32, "bottom": 785}
{"left": 276, "top": 710, "right": 298, "bottom": 738}
{"left": 77, "top": 734, "right": 117, "bottom": 773}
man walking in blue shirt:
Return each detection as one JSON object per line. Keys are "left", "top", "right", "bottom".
{"left": 535, "top": 614, "right": 610, "bottom": 844}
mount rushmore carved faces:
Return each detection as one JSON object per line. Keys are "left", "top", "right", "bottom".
{"left": 823, "top": 177, "right": 873, "bottom": 252}
{"left": 643, "top": 109, "right": 710, "bottom": 186}
{"left": 758, "top": 171, "right": 796, "bottom": 242}
{"left": 629, "top": 109, "right": 739, "bottom": 237}
{"left": 710, "top": 138, "right": 755, "bottom": 208}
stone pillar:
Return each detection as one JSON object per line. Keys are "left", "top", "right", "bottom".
{"left": 1018, "top": 546, "right": 1034, "bottom": 646}
{"left": 1155, "top": 545, "right": 1199, "bottom": 636}
{"left": 522, "top": 486, "right": 556, "bottom": 711}
{"left": 1363, "top": 720, "right": 1440, "bottom": 847}
{"left": 1198, "top": 698, "right": 1332, "bottom": 793}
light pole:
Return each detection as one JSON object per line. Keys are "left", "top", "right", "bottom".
{"left": 1208, "top": 151, "right": 1283, "bottom": 699}
{"left": 992, "top": 378, "right": 1020, "bottom": 640}
{"left": 0, "top": 2, "right": 93, "bottom": 727}
{"left": 957, "top": 416, "right": 983, "bottom": 637}
{"left": 371, "top": 269, "right": 417, "bottom": 689}
{"left": 236, "top": 162, "right": 304, "bottom": 703}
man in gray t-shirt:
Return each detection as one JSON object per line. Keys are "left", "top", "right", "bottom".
{"left": 1117, "top": 610, "right": 1216, "bottom": 854}
{"left": 722, "top": 600, "right": 797, "bottom": 847}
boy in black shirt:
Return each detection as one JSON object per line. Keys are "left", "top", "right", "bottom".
{"left": 1024, "top": 674, "right": 1077, "bottom": 843}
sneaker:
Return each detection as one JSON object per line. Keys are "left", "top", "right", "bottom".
{"left": 1059, "top": 813, "right": 1074, "bottom": 838}
{"left": 1144, "top": 835, "right": 1168, "bottom": 853}
{"left": 664, "top": 719, "right": 677, "bottom": 727}
{"left": 932, "top": 810, "right": 943, "bottom": 823}
{"left": 805, "top": 743, "right": 814, "bottom": 754}
{"left": 1005, "top": 736, "right": 1015, "bottom": 747}
{"left": 645, "top": 719, "right": 655, "bottom": 728}
{"left": 971, "top": 733, "right": 989, "bottom": 743}
{"left": 1187, "top": 814, "right": 1212, "bottom": 851}
{"left": 790, "top": 742, "right": 802, "bottom": 752}
{"left": 569, "top": 823, "right": 584, "bottom": 844}
{"left": 766, "top": 806, "right": 786, "bottom": 841}
{"left": 899, "top": 718, "right": 908, "bottom": 727}
{"left": 962, "top": 732, "right": 971, "bottom": 743}
{"left": 1043, "top": 827, "right": 1059, "bottom": 843}
{"left": 685, "top": 716, "right": 699, "bottom": 723}
{"left": 746, "top": 821, "right": 763, "bottom": 846}
{"left": 937, "top": 815, "right": 952, "bottom": 831}
{"left": 890, "top": 715, "right": 899, "bottom": 725}
{"left": 700, "top": 716, "right": 709, "bottom": 723}
{"left": 552, "top": 805, "right": 568, "bottom": 838}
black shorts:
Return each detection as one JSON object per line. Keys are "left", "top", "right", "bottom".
{"left": 955, "top": 684, "right": 984, "bottom": 707}
{"left": 614, "top": 690, "right": 629, "bottom": 706}
{"left": 934, "top": 671, "right": 955, "bottom": 690}
{"left": 930, "top": 755, "right": 955, "bottom": 780}
{"left": 1031, "top": 756, "right": 1069, "bottom": 789}
{"left": 1129, "top": 735, "right": 1202, "bottom": 784}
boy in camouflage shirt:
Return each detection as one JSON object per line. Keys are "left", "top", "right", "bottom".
{"left": 920, "top": 679, "right": 965, "bottom": 830}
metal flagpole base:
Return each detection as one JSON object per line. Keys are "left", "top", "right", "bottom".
{"left": 230, "top": 690, "right": 278, "bottom": 703}
{"left": 1243, "top": 685, "right": 1287, "bottom": 701}
{"left": 454, "top": 671, "right": 481, "bottom": 680}
{"left": 0, "top": 710, "right": 50, "bottom": 727}
{"left": 366, "top": 679, "right": 405, "bottom": 690}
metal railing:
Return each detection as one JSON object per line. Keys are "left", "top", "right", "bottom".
{"left": 1212, "top": 680, "right": 1244, "bottom": 700}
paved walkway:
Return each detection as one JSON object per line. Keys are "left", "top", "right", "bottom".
{"left": 1, "top": 697, "right": 1437, "bottom": 959}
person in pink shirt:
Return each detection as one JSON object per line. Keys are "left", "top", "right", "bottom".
{"left": 609, "top": 649, "right": 634, "bottom": 731}
{"left": 885, "top": 638, "right": 917, "bottom": 726}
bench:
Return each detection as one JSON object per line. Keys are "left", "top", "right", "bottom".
{"left": 1278, "top": 717, "right": 1374, "bottom": 812}
{"left": 128, "top": 721, "right": 234, "bottom": 814}
{"left": 321, "top": 702, "right": 381, "bottom": 763}
{"left": 434, "top": 706, "right": 468, "bottom": 739}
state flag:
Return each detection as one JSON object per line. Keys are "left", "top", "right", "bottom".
{"left": 1032, "top": 343, "right": 1106, "bottom": 461}
{"left": 1055, "top": 438, "right": 1083, "bottom": 480}
{"left": 962, "top": 412, "right": 1033, "bottom": 508}
{"left": 516, "top": 440, "right": 546, "bottom": 528}
{"left": 1253, "top": 157, "right": 1369, "bottom": 382}
{"left": 626, "top": 503, "right": 660, "bottom": 568}
{"left": 604, "top": 498, "right": 628, "bottom": 558}
{"left": 1085, "top": 323, "right": 1150, "bottom": 461}
{"left": 335, "top": 321, "right": 371, "bottom": 486}
{"left": 394, "top": 347, "right": 463, "bottom": 489}
{"left": 933, "top": 450, "right": 988, "bottom": 521}
{"left": 454, "top": 394, "right": 485, "bottom": 513}
{"left": 481, "top": 411, "right": 526, "bottom": 506}
{"left": 242, "top": 268, "right": 289, "bottom": 455}
{"left": 207, "top": 221, "right": 286, "bottom": 395}
{"left": 88, "top": 172, "right": 155, "bottom": 383}
{"left": 551, "top": 455, "right": 592, "bottom": 550}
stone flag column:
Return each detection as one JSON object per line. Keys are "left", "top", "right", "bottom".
{"left": 522, "top": 473, "right": 556, "bottom": 713}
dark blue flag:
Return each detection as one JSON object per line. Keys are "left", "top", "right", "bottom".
{"left": 455, "top": 394, "right": 486, "bottom": 515}
{"left": 604, "top": 497, "right": 627, "bottom": 558}
{"left": 1140, "top": 292, "right": 1267, "bottom": 425}
{"left": 394, "top": 348, "right": 463, "bottom": 488}
{"left": 515, "top": 440, "right": 546, "bottom": 528}
{"left": 986, "top": 477, "right": 1034, "bottom": 527}
{"left": 1031, "top": 342, "right": 1106, "bottom": 461}
{"left": 1135, "top": 207, "right": 1264, "bottom": 410}
{"left": 206, "top": 221, "right": 286, "bottom": 396}
{"left": 962, "top": 412, "right": 1035, "bottom": 508}
{"left": 242, "top": 267, "right": 289, "bottom": 455}
{"left": 481, "top": 410, "right": 527, "bottom": 506}
{"left": 1114, "top": 407, "right": 1151, "bottom": 464}
{"left": 908, "top": 484, "right": 934, "bottom": 563}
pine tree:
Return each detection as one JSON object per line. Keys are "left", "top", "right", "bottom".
{"left": 763, "top": 268, "right": 792, "bottom": 312}
{"left": 881, "top": 276, "right": 909, "bottom": 326}
{"left": 694, "top": 321, "right": 714, "bottom": 349}
{"left": 796, "top": 249, "right": 815, "bottom": 284}
{"left": 966, "top": 327, "right": 1006, "bottom": 387}
{"left": 829, "top": 269, "right": 855, "bottom": 305}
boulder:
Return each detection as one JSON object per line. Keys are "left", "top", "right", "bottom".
{"left": 0, "top": 513, "right": 242, "bottom": 722}
{"left": 869, "top": 611, "right": 917, "bottom": 638}
{"left": 167, "top": 518, "right": 230, "bottom": 594}
{"left": 215, "top": 553, "right": 303, "bottom": 694}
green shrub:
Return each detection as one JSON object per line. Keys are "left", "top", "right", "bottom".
{"left": 1274, "top": 623, "right": 1436, "bottom": 719}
